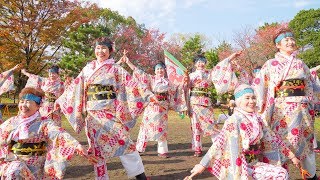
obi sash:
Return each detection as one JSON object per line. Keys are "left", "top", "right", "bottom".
{"left": 154, "top": 92, "right": 168, "bottom": 101}
{"left": 243, "top": 144, "right": 261, "bottom": 163}
{"left": 275, "top": 79, "right": 305, "bottom": 98}
{"left": 87, "top": 84, "right": 116, "bottom": 101}
{"left": 10, "top": 141, "right": 46, "bottom": 156}
{"left": 190, "top": 87, "right": 210, "bottom": 97}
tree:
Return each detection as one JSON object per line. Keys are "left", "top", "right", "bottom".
{"left": 58, "top": 8, "right": 128, "bottom": 77}
{"left": 289, "top": 8, "right": 320, "bottom": 68}
{"left": 232, "top": 23, "right": 285, "bottom": 74}
{"left": 0, "top": 0, "right": 97, "bottom": 89}
{"left": 180, "top": 34, "right": 205, "bottom": 70}
{"left": 59, "top": 7, "right": 175, "bottom": 75}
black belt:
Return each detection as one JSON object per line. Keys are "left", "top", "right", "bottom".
{"left": 275, "top": 79, "right": 305, "bottom": 98}
{"left": 11, "top": 141, "right": 46, "bottom": 156}
{"left": 155, "top": 92, "right": 168, "bottom": 101}
{"left": 87, "top": 84, "right": 116, "bottom": 101}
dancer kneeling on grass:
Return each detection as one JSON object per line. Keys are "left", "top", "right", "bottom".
{"left": 0, "top": 87, "right": 93, "bottom": 179}
{"left": 185, "top": 84, "right": 300, "bottom": 180}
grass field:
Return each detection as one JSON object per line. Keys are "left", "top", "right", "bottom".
{"left": 1, "top": 107, "right": 320, "bottom": 180}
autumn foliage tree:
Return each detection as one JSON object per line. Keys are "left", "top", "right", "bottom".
{"left": 0, "top": 0, "right": 98, "bottom": 89}
{"left": 60, "top": 8, "right": 178, "bottom": 76}
{"left": 58, "top": 8, "right": 129, "bottom": 77}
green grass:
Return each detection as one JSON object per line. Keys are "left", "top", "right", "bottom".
{"left": 1, "top": 108, "right": 319, "bottom": 179}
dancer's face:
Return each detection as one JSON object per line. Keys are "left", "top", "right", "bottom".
{"left": 48, "top": 72, "right": 59, "bottom": 81}
{"left": 195, "top": 60, "right": 206, "bottom": 70}
{"left": 276, "top": 37, "right": 297, "bottom": 56}
{"left": 95, "top": 45, "right": 110, "bottom": 62}
{"left": 19, "top": 99, "right": 40, "bottom": 118}
{"left": 238, "top": 93, "right": 256, "bottom": 113}
{"left": 155, "top": 67, "right": 165, "bottom": 77}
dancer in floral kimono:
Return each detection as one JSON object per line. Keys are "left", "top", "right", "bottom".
{"left": 187, "top": 52, "right": 241, "bottom": 157}
{"left": 310, "top": 65, "right": 320, "bottom": 153}
{"left": 0, "top": 64, "right": 22, "bottom": 122}
{"left": 0, "top": 87, "right": 90, "bottom": 179}
{"left": 252, "top": 28, "right": 318, "bottom": 179}
{"left": 185, "top": 84, "right": 299, "bottom": 180}
{"left": 123, "top": 59, "right": 187, "bottom": 158}
{"left": 56, "top": 37, "right": 153, "bottom": 180}
{"left": 21, "top": 65, "right": 64, "bottom": 126}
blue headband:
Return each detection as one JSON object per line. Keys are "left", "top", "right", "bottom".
{"left": 275, "top": 32, "right": 294, "bottom": 44}
{"left": 234, "top": 88, "right": 254, "bottom": 99}
{"left": 194, "top": 57, "right": 207, "bottom": 63}
{"left": 155, "top": 64, "right": 165, "bottom": 70}
{"left": 253, "top": 69, "right": 261, "bottom": 73}
{"left": 22, "top": 94, "right": 42, "bottom": 104}
{"left": 48, "top": 68, "right": 59, "bottom": 74}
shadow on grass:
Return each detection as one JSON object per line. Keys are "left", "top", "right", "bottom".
{"left": 64, "top": 165, "right": 93, "bottom": 178}
{"left": 149, "top": 169, "right": 213, "bottom": 180}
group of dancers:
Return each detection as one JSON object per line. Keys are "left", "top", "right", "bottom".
{"left": 0, "top": 27, "right": 319, "bottom": 180}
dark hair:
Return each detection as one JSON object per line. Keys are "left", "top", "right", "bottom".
{"left": 49, "top": 65, "right": 59, "bottom": 74}
{"left": 93, "top": 37, "right": 113, "bottom": 53}
{"left": 273, "top": 28, "right": 294, "bottom": 45}
{"left": 193, "top": 54, "right": 207, "bottom": 63}
{"left": 153, "top": 61, "right": 166, "bottom": 71}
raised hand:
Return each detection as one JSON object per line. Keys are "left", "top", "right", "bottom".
{"left": 116, "top": 49, "right": 129, "bottom": 64}
{"left": 75, "top": 144, "right": 98, "bottom": 165}
{"left": 12, "top": 63, "right": 23, "bottom": 72}
{"left": 184, "top": 164, "right": 206, "bottom": 180}
{"left": 229, "top": 50, "right": 243, "bottom": 61}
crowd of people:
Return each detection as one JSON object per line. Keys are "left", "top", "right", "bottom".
{"left": 0, "top": 27, "right": 319, "bottom": 180}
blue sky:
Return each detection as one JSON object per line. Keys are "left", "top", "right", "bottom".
{"left": 89, "top": 0, "right": 320, "bottom": 46}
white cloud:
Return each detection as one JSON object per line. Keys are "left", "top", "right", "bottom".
{"left": 89, "top": 0, "right": 177, "bottom": 32}
{"left": 293, "top": 0, "right": 311, "bottom": 8}
{"left": 183, "top": 0, "right": 209, "bottom": 8}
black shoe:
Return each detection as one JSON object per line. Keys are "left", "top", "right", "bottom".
{"left": 158, "top": 153, "right": 170, "bottom": 158}
{"left": 306, "top": 174, "right": 317, "bottom": 180}
{"left": 136, "top": 172, "right": 147, "bottom": 180}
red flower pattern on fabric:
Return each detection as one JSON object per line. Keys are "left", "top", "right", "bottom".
{"left": 240, "top": 123, "right": 247, "bottom": 130}
{"left": 235, "top": 157, "right": 242, "bottom": 166}
{"left": 263, "top": 157, "right": 269, "bottom": 163}
{"left": 118, "top": 139, "right": 125, "bottom": 145}
{"left": 136, "top": 102, "right": 143, "bottom": 108}
{"left": 291, "top": 128, "right": 299, "bottom": 135}
{"left": 66, "top": 107, "right": 73, "bottom": 114}
{"left": 271, "top": 60, "right": 279, "bottom": 66}
{"left": 74, "top": 78, "right": 80, "bottom": 84}
{"left": 254, "top": 78, "right": 260, "bottom": 84}
{"left": 280, "top": 119, "right": 287, "bottom": 128}
{"left": 48, "top": 167, "right": 56, "bottom": 177}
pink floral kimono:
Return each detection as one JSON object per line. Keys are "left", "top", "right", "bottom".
{"left": 202, "top": 108, "right": 293, "bottom": 179}
{"left": 0, "top": 69, "right": 15, "bottom": 122}
{"left": 56, "top": 58, "right": 153, "bottom": 178}
{"left": 0, "top": 112, "right": 80, "bottom": 179}
{"left": 25, "top": 75, "right": 64, "bottom": 126}
{"left": 133, "top": 68, "right": 187, "bottom": 153}
{"left": 252, "top": 52, "right": 316, "bottom": 174}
